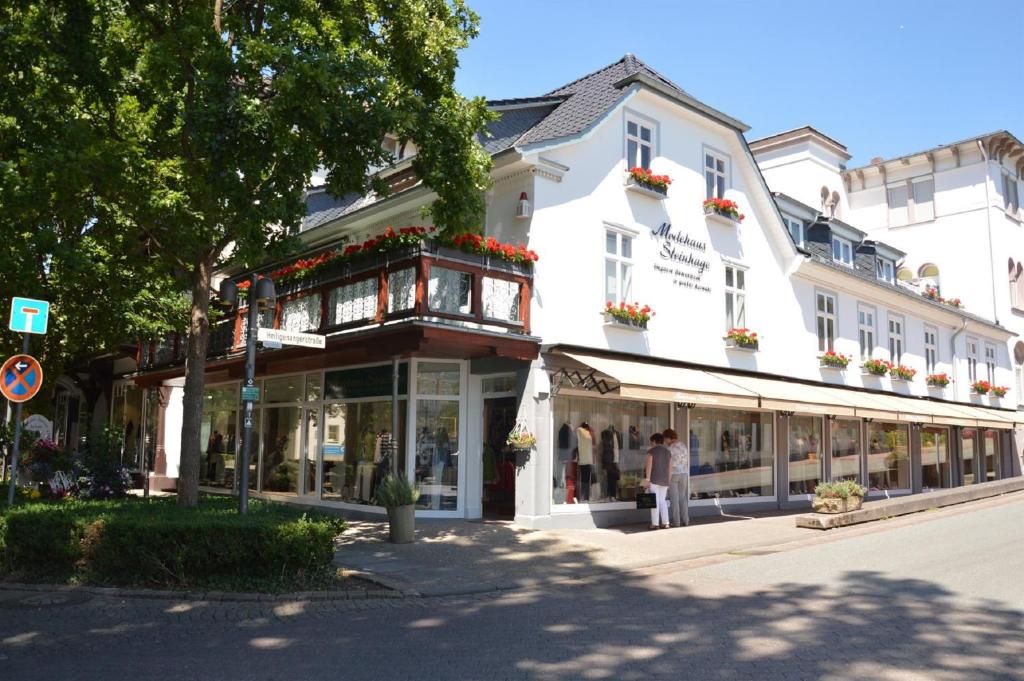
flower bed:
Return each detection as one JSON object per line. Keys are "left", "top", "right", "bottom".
{"left": 703, "top": 198, "right": 745, "bottom": 223}
{"left": 890, "top": 364, "right": 916, "bottom": 381}
{"left": 724, "top": 327, "right": 758, "bottom": 350}
{"left": 605, "top": 301, "right": 653, "bottom": 328}
{"left": 862, "top": 359, "right": 892, "bottom": 376}
{"left": 818, "top": 350, "right": 851, "bottom": 369}
{"left": 971, "top": 380, "right": 992, "bottom": 395}
{"left": 237, "top": 227, "right": 537, "bottom": 289}
{"left": 926, "top": 373, "right": 950, "bottom": 388}
{"left": 626, "top": 167, "right": 672, "bottom": 194}
{"left": 922, "top": 286, "right": 963, "bottom": 309}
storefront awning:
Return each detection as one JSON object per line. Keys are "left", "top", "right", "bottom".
{"left": 558, "top": 351, "right": 1019, "bottom": 429}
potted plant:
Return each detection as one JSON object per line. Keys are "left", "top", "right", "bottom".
{"left": 971, "top": 380, "right": 992, "bottom": 395}
{"left": 604, "top": 301, "right": 654, "bottom": 329}
{"left": 922, "top": 286, "right": 963, "bottom": 309}
{"left": 625, "top": 167, "right": 672, "bottom": 196}
{"left": 818, "top": 350, "right": 851, "bottom": 369}
{"left": 703, "top": 198, "right": 745, "bottom": 223}
{"left": 724, "top": 327, "right": 758, "bottom": 350}
{"left": 812, "top": 480, "right": 867, "bottom": 514}
{"left": 890, "top": 364, "right": 916, "bottom": 382}
{"left": 862, "top": 358, "right": 892, "bottom": 377}
{"left": 992, "top": 386, "right": 1009, "bottom": 398}
{"left": 506, "top": 422, "right": 536, "bottom": 452}
{"left": 373, "top": 474, "right": 420, "bottom": 544}
{"left": 926, "top": 373, "right": 950, "bottom": 388}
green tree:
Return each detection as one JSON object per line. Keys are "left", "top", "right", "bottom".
{"left": 3, "top": 1, "right": 492, "bottom": 506}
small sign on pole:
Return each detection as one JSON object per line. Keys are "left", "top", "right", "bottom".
{"left": 257, "top": 328, "right": 326, "bottom": 349}
{"left": 8, "top": 297, "right": 50, "bottom": 335}
{"left": 240, "top": 385, "right": 260, "bottom": 402}
{"left": 0, "top": 354, "right": 43, "bottom": 403}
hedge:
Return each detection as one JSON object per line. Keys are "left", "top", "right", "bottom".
{"left": 0, "top": 498, "right": 346, "bottom": 589}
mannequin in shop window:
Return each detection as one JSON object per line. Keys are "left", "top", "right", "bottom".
{"left": 556, "top": 421, "right": 576, "bottom": 503}
{"left": 575, "top": 421, "right": 595, "bottom": 502}
{"left": 600, "top": 424, "right": 622, "bottom": 501}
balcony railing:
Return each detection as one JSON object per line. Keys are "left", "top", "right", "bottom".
{"left": 139, "top": 242, "right": 533, "bottom": 372}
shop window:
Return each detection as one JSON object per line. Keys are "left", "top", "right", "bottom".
{"left": 552, "top": 396, "right": 670, "bottom": 505}
{"left": 329, "top": 278, "right": 378, "bottom": 325}
{"left": 983, "top": 430, "right": 999, "bottom": 481}
{"left": 867, "top": 422, "right": 910, "bottom": 491}
{"left": 259, "top": 405, "right": 302, "bottom": 494}
{"left": 626, "top": 117, "right": 654, "bottom": 170}
{"left": 961, "top": 429, "right": 977, "bottom": 485}
{"left": 387, "top": 268, "right": 416, "bottom": 312}
{"left": 264, "top": 375, "right": 304, "bottom": 403}
{"left": 482, "top": 374, "right": 517, "bottom": 394}
{"left": 689, "top": 407, "right": 775, "bottom": 499}
{"left": 857, "top": 305, "right": 876, "bottom": 360}
{"left": 605, "top": 228, "right": 634, "bottom": 304}
{"left": 415, "top": 362, "right": 462, "bottom": 511}
{"left": 482, "top": 277, "right": 521, "bottom": 322}
{"left": 724, "top": 264, "right": 746, "bottom": 330}
{"left": 924, "top": 326, "right": 938, "bottom": 373}
{"left": 816, "top": 291, "right": 837, "bottom": 352}
{"left": 966, "top": 337, "right": 979, "bottom": 383}
{"left": 921, "top": 427, "right": 952, "bottom": 490}
{"left": 887, "top": 315, "right": 904, "bottom": 364}
{"left": 830, "top": 419, "right": 861, "bottom": 482}
{"left": 788, "top": 415, "right": 822, "bottom": 496}
{"left": 428, "top": 266, "right": 472, "bottom": 315}
{"left": 319, "top": 400, "right": 406, "bottom": 505}
{"left": 279, "top": 294, "right": 321, "bottom": 332}
{"left": 704, "top": 149, "right": 728, "bottom": 200}
{"left": 326, "top": 364, "right": 408, "bottom": 400}
{"left": 199, "top": 384, "right": 241, "bottom": 489}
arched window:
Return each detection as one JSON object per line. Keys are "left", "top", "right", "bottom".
{"left": 1009, "top": 258, "right": 1024, "bottom": 311}
{"left": 919, "top": 263, "right": 940, "bottom": 294}
{"left": 897, "top": 267, "right": 914, "bottom": 283}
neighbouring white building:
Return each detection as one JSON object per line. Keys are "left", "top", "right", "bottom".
{"left": 118, "top": 55, "right": 1019, "bottom": 528}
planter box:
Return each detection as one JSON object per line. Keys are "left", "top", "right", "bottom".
{"left": 704, "top": 205, "right": 741, "bottom": 227}
{"left": 724, "top": 338, "right": 758, "bottom": 351}
{"left": 604, "top": 312, "right": 648, "bottom": 331}
{"left": 386, "top": 504, "right": 415, "bottom": 544}
{"left": 927, "top": 383, "right": 949, "bottom": 391}
{"left": 812, "top": 495, "right": 864, "bottom": 514}
{"left": 819, "top": 362, "right": 849, "bottom": 371}
{"left": 624, "top": 177, "right": 668, "bottom": 199}
{"left": 861, "top": 370, "right": 887, "bottom": 378}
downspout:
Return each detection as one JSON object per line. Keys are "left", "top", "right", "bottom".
{"left": 977, "top": 141, "right": 1000, "bottom": 324}
{"left": 951, "top": 317, "right": 969, "bottom": 395}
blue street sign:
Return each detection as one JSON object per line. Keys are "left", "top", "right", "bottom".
{"left": 0, "top": 354, "right": 43, "bottom": 403}
{"left": 8, "top": 297, "right": 50, "bottom": 335}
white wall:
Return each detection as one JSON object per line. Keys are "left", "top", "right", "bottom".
{"left": 163, "top": 386, "right": 183, "bottom": 478}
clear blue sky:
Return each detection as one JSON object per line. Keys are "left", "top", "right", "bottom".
{"left": 455, "top": 0, "right": 1024, "bottom": 167}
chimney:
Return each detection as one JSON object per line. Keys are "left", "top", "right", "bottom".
{"left": 870, "top": 157, "right": 883, "bottom": 165}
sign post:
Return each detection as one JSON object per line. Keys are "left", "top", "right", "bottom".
{"left": 5, "top": 296, "right": 49, "bottom": 506}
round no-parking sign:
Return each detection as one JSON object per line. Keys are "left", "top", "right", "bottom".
{"left": 0, "top": 354, "right": 43, "bottom": 403}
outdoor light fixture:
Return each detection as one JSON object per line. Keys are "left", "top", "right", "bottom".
{"left": 217, "top": 279, "right": 238, "bottom": 308}
{"left": 255, "top": 277, "right": 276, "bottom": 307}
{"left": 515, "top": 191, "right": 532, "bottom": 219}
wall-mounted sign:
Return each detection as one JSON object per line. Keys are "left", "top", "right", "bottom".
{"left": 650, "top": 223, "right": 712, "bottom": 293}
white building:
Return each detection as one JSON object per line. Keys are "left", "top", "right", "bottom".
{"left": 126, "top": 56, "right": 1020, "bottom": 528}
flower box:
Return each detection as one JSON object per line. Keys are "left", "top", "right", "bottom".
{"left": 724, "top": 327, "right": 758, "bottom": 351}
{"left": 812, "top": 495, "right": 864, "bottom": 514}
{"left": 604, "top": 312, "right": 648, "bottom": 331}
{"left": 926, "top": 373, "right": 950, "bottom": 389}
{"left": 812, "top": 481, "right": 867, "bottom": 514}
{"left": 971, "top": 381, "right": 992, "bottom": 395}
{"left": 603, "top": 302, "right": 653, "bottom": 331}
{"left": 625, "top": 176, "right": 668, "bottom": 199}
{"left": 992, "top": 386, "right": 1009, "bottom": 398}
{"left": 890, "top": 365, "right": 916, "bottom": 382}
{"left": 625, "top": 168, "right": 671, "bottom": 197}
{"left": 861, "top": 359, "right": 892, "bottom": 377}
{"left": 818, "top": 351, "right": 851, "bottom": 369}
{"left": 703, "top": 198, "right": 745, "bottom": 226}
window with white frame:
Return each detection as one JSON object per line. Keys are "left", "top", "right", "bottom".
{"left": 704, "top": 149, "right": 727, "bottom": 199}
{"left": 984, "top": 343, "right": 997, "bottom": 383}
{"left": 924, "top": 325, "right": 938, "bottom": 373}
{"left": 966, "top": 337, "right": 979, "bottom": 382}
{"left": 887, "top": 315, "right": 904, "bottom": 363}
{"left": 887, "top": 184, "right": 909, "bottom": 226}
{"left": 724, "top": 264, "right": 746, "bottom": 330}
{"left": 782, "top": 215, "right": 804, "bottom": 246}
{"left": 626, "top": 117, "right": 654, "bottom": 170}
{"left": 1004, "top": 172, "right": 1020, "bottom": 215}
{"left": 831, "top": 235, "right": 853, "bottom": 267}
{"left": 912, "top": 178, "right": 935, "bottom": 222}
{"left": 876, "top": 257, "right": 895, "bottom": 284}
{"left": 605, "top": 228, "right": 634, "bottom": 304}
{"left": 857, "top": 305, "right": 876, "bottom": 360}
{"left": 816, "top": 292, "right": 837, "bottom": 352}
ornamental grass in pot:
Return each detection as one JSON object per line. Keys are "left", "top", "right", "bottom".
{"left": 373, "top": 474, "right": 420, "bottom": 544}
{"left": 812, "top": 480, "right": 867, "bottom": 514}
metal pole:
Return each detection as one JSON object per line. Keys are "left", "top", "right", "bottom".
{"left": 6, "top": 334, "right": 30, "bottom": 506}
{"left": 237, "top": 274, "right": 258, "bottom": 514}
{"left": 391, "top": 357, "right": 399, "bottom": 476}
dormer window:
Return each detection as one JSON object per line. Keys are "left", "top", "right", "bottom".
{"left": 831, "top": 235, "right": 853, "bottom": 267}
{"left": 782, "top": 215, "right": 804, "bottom": 246}
{"left": 626, "top": 117, "right": 654, "bottom": 170}
{"left": 876, "top": 258, "right": 895, "bottom": 284}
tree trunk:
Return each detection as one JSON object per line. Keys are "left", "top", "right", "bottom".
{"left": 177, "top": 253, "right": 215, "bottom": 507}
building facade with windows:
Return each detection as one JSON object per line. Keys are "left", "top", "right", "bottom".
{"left": 125, "top": 56, "right": 1020, "bottom": 528}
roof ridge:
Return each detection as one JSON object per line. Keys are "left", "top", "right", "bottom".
{"left": 543, "top": 54, "right": 631, "bottom": 95}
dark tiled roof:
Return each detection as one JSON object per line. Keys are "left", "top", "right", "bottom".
{"left": 301, "top": 189, "right": 378, "bottom": 232}
{"left": 478, "top": 103, "right": 561, "bottom": 155}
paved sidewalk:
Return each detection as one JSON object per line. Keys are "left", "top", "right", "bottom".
{"left": 335, "top": 491, "right": 1024, "bottom": 596}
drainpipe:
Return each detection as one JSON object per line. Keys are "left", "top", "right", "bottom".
{"left": 951, "top": 317, "right": 969, "bottom": 394}
{"left": 977, "top": 141, "right": 1000, "bottom": 325}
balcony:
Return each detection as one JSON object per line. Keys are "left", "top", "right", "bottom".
{"left": 138, "top": 241, "right": 536, "bottom": 373}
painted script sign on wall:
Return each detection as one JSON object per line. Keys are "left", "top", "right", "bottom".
{"left": 650, "top": 222, "right": 712, "bottom": 293}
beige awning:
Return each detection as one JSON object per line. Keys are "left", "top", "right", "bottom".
{"left": 938, "top": 402, "right": 1018, "bottom": 429}
{"left": 560, "top": 352, "right": 759, "bottom": 408}
{"left": 707, "top": 372, "right": 858, "bottom": 416}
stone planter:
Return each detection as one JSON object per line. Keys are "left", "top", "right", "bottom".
{"left": 386, "top": 504, "right": 415, "bottom": 544}
{"left": 624, "top": 176, "right": 668, "bottom": 199}
{"left": 604, "top": 312, "right": 648, "bottom": 331}
{"left": 812, "top": 495, "right": 864, "bottom": 514}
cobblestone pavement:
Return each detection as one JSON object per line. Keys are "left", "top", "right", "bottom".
{"left": 2, "top": 498, "right": 1022, "bottom": 681}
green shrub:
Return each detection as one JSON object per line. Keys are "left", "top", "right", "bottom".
{"left": 372, "top": 474, "right": 420, "bottom": 508}
{"left": 814, "top": 480, "right": 867, "bottom": 500}
{"left": 0, "top": 498, "right": 346, "bottom": 589}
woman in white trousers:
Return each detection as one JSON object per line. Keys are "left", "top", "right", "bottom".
{"left": 644, "top": 433, "right": 672, "bottom": 529}
{"left": 664, "top": 428, "right": 690, "bottom": 527}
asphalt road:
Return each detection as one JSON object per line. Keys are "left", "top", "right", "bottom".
{"left": 2, "top": 499, "right": 1022, "bottom": 681}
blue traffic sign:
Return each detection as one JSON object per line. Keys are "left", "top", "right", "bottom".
{"left": 8, "top": 297, "right": 50, "bottom": 335}
{"left": 0, "top": 354, "right": 43, "bottom": 403}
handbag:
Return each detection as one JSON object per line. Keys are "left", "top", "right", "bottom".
{"left": 635, "top": 492, "right": 657, "bottom": 509}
